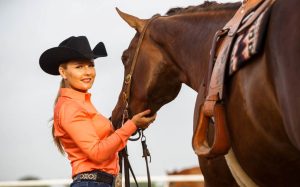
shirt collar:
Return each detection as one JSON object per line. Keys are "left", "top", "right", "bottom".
{"left": 60, "top": 88, "right": 91, "bottom": 102}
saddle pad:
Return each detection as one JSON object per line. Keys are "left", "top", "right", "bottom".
{"left": 229, "top": 8, "right": 272, "bottom": 75}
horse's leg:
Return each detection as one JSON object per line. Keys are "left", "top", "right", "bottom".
{"left": 198, "top": 156, "right": 238, "bottom": 187}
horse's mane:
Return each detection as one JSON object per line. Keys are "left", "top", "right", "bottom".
{"left": 165, "top": 1, "right": 242, "bottom": 16}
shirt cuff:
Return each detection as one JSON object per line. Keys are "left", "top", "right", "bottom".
{"left": 115, "top": 119, "right": 138, "bottom": 139}
{"left": 122, "top": 120, "right": 138, "bottom": 135}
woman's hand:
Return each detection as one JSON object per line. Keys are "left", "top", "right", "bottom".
{"left": 131, "top": 109, "right": 157, "bottom": 130}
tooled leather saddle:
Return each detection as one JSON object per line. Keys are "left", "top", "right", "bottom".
{"left": 192, "top": 0, "right": 275, "bottom": 158}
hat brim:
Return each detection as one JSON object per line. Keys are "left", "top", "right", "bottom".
{"left": 39, "top": 46, "right": 107, "bottom": 75}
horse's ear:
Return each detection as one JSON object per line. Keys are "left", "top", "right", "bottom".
{"left": 116, "top": 7, "right": 146, "bottom": 33}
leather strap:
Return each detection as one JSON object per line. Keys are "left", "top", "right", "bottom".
{"left": 204, "top": 29, "right": 229, "bottom": 97}
{"left": 237, "top": 0, "right": 275, "bottom": 33}
{"left": 141, "top": 133, "right": 151, "bottom": 187}
{"left": 122, "top": 148, "right": 139, "bottom": 187}
{"left": 120, "top": 135, "right": 152, "bottom": 187}
{"left": 224, "top": 0, "right": 264, "bottom": 36}
{"left": 123, "top": 15, "right": 160, "bottom": 104}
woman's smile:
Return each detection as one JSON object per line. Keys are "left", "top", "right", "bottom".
{"left": 81, "top": 77, "right": 93, "bottom": 83}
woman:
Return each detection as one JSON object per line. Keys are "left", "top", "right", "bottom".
{"left": 39, "top": 36, "right": 156, "bottom": 187}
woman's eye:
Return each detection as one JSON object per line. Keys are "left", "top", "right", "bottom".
{"left": 76, "top": 65, "right": 83, "bottom": 69}
{"left": 89, "top": 64, "right": 95, "bottom": 68}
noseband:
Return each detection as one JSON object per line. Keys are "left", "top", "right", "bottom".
{"left": 117, "top": 15, "right": 160, "bottom": 187}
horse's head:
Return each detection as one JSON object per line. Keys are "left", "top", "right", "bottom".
{"left": 111, "top": 9, "right": 184, "bottom": 127}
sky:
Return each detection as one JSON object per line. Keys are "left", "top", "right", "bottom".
{"left": 0, "top": 0, "right": 238, "bottom": 181}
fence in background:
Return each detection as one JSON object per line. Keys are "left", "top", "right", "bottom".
{"left": 0, "top": 175, "right": 204, "bottom": 187}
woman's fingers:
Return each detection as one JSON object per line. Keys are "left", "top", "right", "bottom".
{"left": 131, "top": 109, "right": 157, "bottom": 129}
{"left": 138, "top": 109, "right": 151, "bottom": 117}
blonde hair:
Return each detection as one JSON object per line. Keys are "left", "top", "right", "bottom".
{"left": 52, "top": 64, "right": 68, "bottom": 154}
{"left": 51, "top": 79, "right": 66, "bottom": 154}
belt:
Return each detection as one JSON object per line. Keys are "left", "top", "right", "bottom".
{"left": 73, "top": 170, "right": 114, "bottom": 185}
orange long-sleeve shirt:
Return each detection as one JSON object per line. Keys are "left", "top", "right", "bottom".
{"left": 53, "top": 88, "right": 137, "bottom": 177}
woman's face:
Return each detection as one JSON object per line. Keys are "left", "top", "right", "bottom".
{"left": 59, "top": 59, "right": 96, "bottom": 92}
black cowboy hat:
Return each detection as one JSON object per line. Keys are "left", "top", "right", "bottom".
{"left": 39, "top": 36, "right": 107, "bottom": 75}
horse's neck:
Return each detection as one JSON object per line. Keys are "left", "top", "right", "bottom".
{"left": 156, "top": 10, "right": 238, "bottom": 91}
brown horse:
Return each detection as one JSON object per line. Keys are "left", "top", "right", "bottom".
{"left": 111, "top": 1, "right": 300, "bottom": 186}
{"left": 168, "top": 166, "right": 204, "bottom": 187}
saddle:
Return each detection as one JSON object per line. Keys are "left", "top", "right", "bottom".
{"left": 192, "top": 0, "right": 275, "bottom": 158}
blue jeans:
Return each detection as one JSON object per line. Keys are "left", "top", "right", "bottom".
{"left": 70, "top": 180, "right": 112, "bottom": 187}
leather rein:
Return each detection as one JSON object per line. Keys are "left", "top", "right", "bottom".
{"left": 117, "top": 15, "right": 160, "bottom": 187}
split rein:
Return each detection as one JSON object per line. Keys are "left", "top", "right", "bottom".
{"left": 117, "top": 15, "right": 160, "bottom": 187}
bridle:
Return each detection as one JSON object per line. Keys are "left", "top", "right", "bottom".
{"left": 122, "top": 14, "right": 160, "bottom": 119}
{"left": 117, "top": 15, "right": 160, "bottom": 187}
